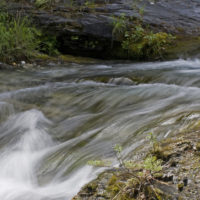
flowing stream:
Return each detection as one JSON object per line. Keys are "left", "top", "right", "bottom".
{"left": 1, "top": 59, "right": 200, "bottom": 199}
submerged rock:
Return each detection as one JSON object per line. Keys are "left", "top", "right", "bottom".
{"left": 0, "top": 62, "right": 14, "bottom": 70}
{"left": 108, "top": 77, "right": 133, "bottom": 85}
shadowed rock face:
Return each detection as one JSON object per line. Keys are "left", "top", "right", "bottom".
{"left": 4, "top": 0, "right": 200, "bottom": 58}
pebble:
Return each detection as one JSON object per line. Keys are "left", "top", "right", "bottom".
{"left": 21, "top": 61, "right": 26, "bottom": 66}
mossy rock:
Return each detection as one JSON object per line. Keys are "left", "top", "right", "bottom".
{"left": 34, "top": 53, "right": 99, "bottom": 64}
{"left": 165, "top": 36, "right": 200, "bottom": 59}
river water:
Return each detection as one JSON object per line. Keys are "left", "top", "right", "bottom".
{"left": 0, "top": 59, "right": 200, "bottom": 199}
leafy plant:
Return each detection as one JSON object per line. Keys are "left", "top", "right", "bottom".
{"left": 88, "top": 144, "right": 164, "bottom": 199}
{"left": 143, "top": 155, "right": 162, "bottom": 172}
{"left": 113, "top": 144, "right": 122, "bottom": 154}
{"left": 122, "top": 25, "right": 145, "bottom": 56}
{"left": 87, "top": 138, "right": 166, "bottom": 199}
{"left": 39, "top": 34, "right": 59, "bottom": 56}
{"left": 132, "top": 0, "right": 145, "bottom": 20}
{"left": 112, "top": 14, "right": 127, "bottom": 41}
{"left": 146, "top": 132, "right": 159, "bottom": 152}
{"left": 121, "top": 24, "right": 175, "bottom": 59}
{"left": 113, "top": 144, "right": 125, "bottom": 167}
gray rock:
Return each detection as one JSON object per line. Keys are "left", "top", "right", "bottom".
{"left": 5, "top": 0, "right": 200, "bottom": 58}
{"left": 108, "top": 77, "right": 133, "bottom": 85}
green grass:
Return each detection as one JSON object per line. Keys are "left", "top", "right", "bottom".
{"left": 0, "top": 13, "right": 40, "bottom": 63}
{"left": 0, "top": 12, "right": 60, "bottom": 63}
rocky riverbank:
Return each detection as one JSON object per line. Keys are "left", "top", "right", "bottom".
{"left": 73, "top": 129, "right": 200, "bottom": 199}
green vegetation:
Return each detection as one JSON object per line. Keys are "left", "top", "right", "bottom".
{"left": 143, "top": 155, "right": 162, "bottom": 172}
{"left": 0, "top": 13, "right": 40, "bottom": 63}
{"left": 122, "top": 26, "right": 175, "bottom": 59}
{"left": 0, "top": 12, "right": 59, "bottom": 63}
{"left": 112, "top": 143, "right": 163, "bottom": 174}
{"left": 35, "top": 0, "right": 55, "bottom": 8}
{"left": 58, "top": 0, "right": 176, "bottom": 60}
{"left": 87, "top": 141, "right": 163, "bottom": 172}
{"left": 112, "top": 14, "right": 127, "bottom": 38}
{"left": 112, "top": 14, "right": 127, "bottom": 47}
{"left": 112, "top": 13, "right": 175, "bottom": 59}
{"left": 39, "top": 34, "right": 59, "bottom": 56}
{"left": 84, "top": 0, "right": 97, "bottom": 9}
{"left": 78, "top": 131, "right": 200, "bottom": 199}
{"left": 87, "top": 136, "right": 166, "bottom": 199}
{"left": 146, "top": 132, "right": 159, "bottom": 152}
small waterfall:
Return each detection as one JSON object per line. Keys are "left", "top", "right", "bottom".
{"left": 0, "top": 110, "right": 53, "bottom": 199}
{"left": 0, "top": 109, "right": 99, "bottom": 200}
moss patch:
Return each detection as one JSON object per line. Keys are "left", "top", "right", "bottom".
{"left": 165, "top": 36, "right": 200, "bottom": 59}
